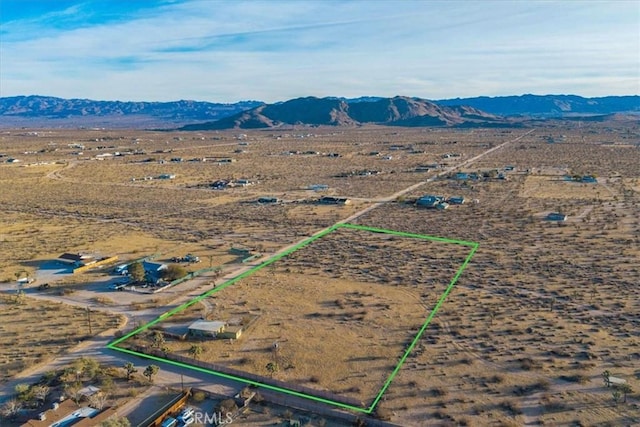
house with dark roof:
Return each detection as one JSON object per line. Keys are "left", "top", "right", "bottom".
{"left": 257, "top": 197, "right": 279, "bottom": 204}
{"left": 57, "top": 253, "right": 94, "bottom": 266}
{"left": 318, "top": 196, "right": 351, "bottom": 205}
{"left": 416, "top": 195, "right": 447, "bottom": 209}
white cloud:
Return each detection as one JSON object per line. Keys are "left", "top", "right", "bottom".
{"left": 1, "top": 0, "right": 638, "bottom": 101}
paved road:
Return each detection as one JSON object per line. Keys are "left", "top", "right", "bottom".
{"left": 0, "top": 129, "right": 534, "bottom": 414}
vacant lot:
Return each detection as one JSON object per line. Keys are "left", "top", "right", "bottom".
{"left": 125, "top": 226, "right": 472, "bottom": 407}
{"left": 0, "top": 294, "right": 125, "bottom": 382}
{"left": 1, "top": 123, "right": 638, "bottom": 425}
{"left": 352, "top": 142, "right": 640, "bottom": 425}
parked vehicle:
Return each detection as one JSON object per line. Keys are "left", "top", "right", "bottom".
{"left": 178, "top": 415, "right": 194, "bottom": 426}
{"left": 161, "top": 417, "right": 178, "bottom": 427}
{"left": 179, "top": 407, "right": 195, "bottom": 419}
{"left": 171, "top": 254, "right": 200, "bottom": 263}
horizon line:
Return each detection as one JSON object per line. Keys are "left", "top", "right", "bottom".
{"left": 2, "top": 92, "right": 639, "bottom": 105}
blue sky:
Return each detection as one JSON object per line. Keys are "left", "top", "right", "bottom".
{"left": 1, "top": 0, "right": 638, "bottom": 102}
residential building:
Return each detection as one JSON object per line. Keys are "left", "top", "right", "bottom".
{"left": 188, "top": 320, "right": 227, "bottom": 338}
{"left": 318, "top": 196, "right": 351, "bottom": 205}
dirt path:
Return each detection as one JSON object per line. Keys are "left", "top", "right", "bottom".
{"left": 0, "top": 129, "right": 538, "bottom": 412}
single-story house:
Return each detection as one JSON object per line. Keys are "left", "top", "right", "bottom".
{"left": 581, "top": 175, "right": 597, "bottom": 183}
{"left": 158, "top": 174, "right": 176, "bottom": 180}
{"left": 58, "top": 253, "right": 94, "bottom": 266}
{"left": 21, "top": 399, "right": 116, "bottom": 427}
{"left": 546, "top": 212, "right": 568, "bottom": 221}
{"left": 448, "top": 196, "right": 465, "bottom": 205}
{"left": 230, "top": 246, "right": 253, "bottom": 256}
{"left": 455, "top": 172, "right": 469, "bottom": 180}
{"left": 416, "top": 195, "right": 439, "bottom": 208}
{"left": 188, "top": 320, "right": 227, "bottom": 338}
{"left": 318, "top": 196, "right": 351, "bottom": 205}
{"left": 257, "top": 197, "right": 279, "bottom": 204}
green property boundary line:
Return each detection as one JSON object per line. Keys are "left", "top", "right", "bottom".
{"left": 108, "top": 223, "right": 478, "bottom": 414}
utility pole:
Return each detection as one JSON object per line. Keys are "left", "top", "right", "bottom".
{"left": 273, "top": 341, "right": 279, "bottom": 369}
{"left": 86, "top": 306, "right": 92, "bottom": 334}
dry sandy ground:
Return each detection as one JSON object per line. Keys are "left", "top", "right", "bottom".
{"left": 1, "top": 124, "right": 638, "bottom": 425}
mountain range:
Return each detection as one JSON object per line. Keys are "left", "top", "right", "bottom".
{"left": 0, "top": 94, "right": 637, "bottom": 129}
{"left": 180, "top": 96, "right": 506, "bottom": 130}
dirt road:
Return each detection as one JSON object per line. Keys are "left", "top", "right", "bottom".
{"left": 0, "top": 129, "right": 535, "bottom": 414}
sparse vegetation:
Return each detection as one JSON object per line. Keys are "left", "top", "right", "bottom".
{"left": 0, "top": 125, "right": 638, "bottom": 427}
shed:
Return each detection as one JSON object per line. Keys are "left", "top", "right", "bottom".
{"left": 219, "top": 325, "right": 243, "bottom": 340}
{"left": 188, "top": 320, "right": 226, "bottom": 338}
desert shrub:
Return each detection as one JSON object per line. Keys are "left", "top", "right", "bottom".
{"left": 433, "top": 409, "right": 447, "bottom": 419}
{"left": 191, "top": 391, "right": 206, "bottom": 403}
{"left": 489, "top": 374, "right": 505, "bottom": 384}
{"left": 282, "top": 409, "right": 293, "bottom": 420}
{"left": 560, "top": 373, "right": 589, "bottom": 384}
{"left": 375, "top": 407, "right": 392, "bottom": 421}
{"left": 93, "top": 296, "right": 114, "bottom": 305}
{"left": 431, "top": 386, "right": 448, "bottom": 397}
{"left": 162, "top": 264, "right": 187, "bottom": 281}
{"left": 217, "top": 399, "right": 238, "bottom": 414}
{"left": 519, "top": 357, "right": 542, "bottom": 370}
{"left": 499, "top": 399, "right": 522, "bottom": 416}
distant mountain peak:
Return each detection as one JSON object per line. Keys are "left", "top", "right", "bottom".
{"left": 180, "top": 96, "right": 505, "bottom": 130}
{"left": 1, "top": 94, "right": 636, "bottom": 129}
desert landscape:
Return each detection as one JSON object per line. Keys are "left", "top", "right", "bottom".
{"left": 1, "top": 120, "right": 639, "bottom": 426}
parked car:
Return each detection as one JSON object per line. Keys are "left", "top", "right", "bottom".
{"left": 161, "top": 417, "right": 178, "bottom": 427}
{"left": 179, "top": 407, "right": 195, "bottom": 419}
{"left": 178, "top": 415, "right": 194, "bottom": 426}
